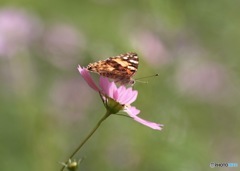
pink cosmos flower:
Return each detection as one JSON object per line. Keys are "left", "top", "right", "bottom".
{"left": 78, "top": 65, "right": 163, "bottom": 130}
{"left": 0, "top": 8, "right": 42, "bottom": 57}
{"left": 130, "top": 31, "right": 170, "bottom": 67}
{"left": 42, "top": 23, "right": 85, "bottom": 69}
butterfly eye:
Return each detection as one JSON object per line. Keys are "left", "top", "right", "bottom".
{"left": 129, "top": 80, "right": 135, "bottom": 85}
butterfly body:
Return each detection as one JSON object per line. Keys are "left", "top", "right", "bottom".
{"left": 86, "top": 52, "right": 139, "bottom": 85}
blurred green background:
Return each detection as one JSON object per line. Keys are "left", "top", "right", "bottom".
{"left": 0, "top": 0, "right": 239, "bottom": 171}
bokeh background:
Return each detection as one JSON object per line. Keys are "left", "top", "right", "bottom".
{"left": 0, "top": 0, "right": 239, "bottom": 171}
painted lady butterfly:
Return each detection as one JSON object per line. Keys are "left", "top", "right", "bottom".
{"left": 86, "top": 52, "right": 139, "bottom": 85}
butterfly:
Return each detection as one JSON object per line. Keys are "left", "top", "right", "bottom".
{"left": 86, "top": 52, "right": 139, "bottom": 85}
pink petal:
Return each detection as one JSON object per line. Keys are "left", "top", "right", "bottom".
{"left": 114, "top": 86, "right": 138, "bottom": 104}
{"left": 99, "top": 77, "right": 117, "bottom": 98}
{"left": 132, "top": 116, "right": 163, "bottom": 130}
{"left": 122, "top": 89, "right": 138, "bottom": 104}
{"left": 125, "top": 106, "right": 140, "bottom": 116}
{"left": 113, "top": 89, "right": 119, "bottom": 100}
{"left": 118, "top": 86, "right": 126, "bottom": 92}
{"left": 115, "top": 86, "right": 127, "bottom": 103}
{"left": 108, "top": 80, "right": 118, "bottom": 99}
{"left": 124, "top": 106, "right": 163, "bottom": 130}
{"left": 78, "top": 65, "right": 100, "bottom": 92}
{"left": 99, "top": 77, "right": 109, "bottom": 94}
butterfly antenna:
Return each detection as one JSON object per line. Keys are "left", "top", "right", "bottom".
{"left": 135, "top": 80, "right": 148, "bottom": 84}
{"left": 135, "top": 74, "right": 159, "bottom": 80}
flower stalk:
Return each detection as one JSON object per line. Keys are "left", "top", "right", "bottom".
{"left": 60, "top": 110, "right": 111, "bottom": 171}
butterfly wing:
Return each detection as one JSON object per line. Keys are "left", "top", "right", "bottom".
{"left": 86, "top": 52, "right": 139, "bottom": 84}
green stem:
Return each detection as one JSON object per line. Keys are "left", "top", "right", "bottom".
{"left": 60, "top": 111, "right": 111, "bottom": 171}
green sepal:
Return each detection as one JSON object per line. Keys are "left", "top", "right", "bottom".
{"left": 106, "top": 97, "right": 124, "bottom": 114}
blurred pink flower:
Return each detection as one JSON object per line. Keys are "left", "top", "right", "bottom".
{"left": 78, "top": 65, "right": 163, "bottom": 130}
{"left": 131, "top": 31, "right": 170, "bottom": 67}
{"left": 175, "top": 60, "right": 229, "bottom": 101}
{"left": 42, "top": 23, "right": 85, "bottom": 69}
{"left": 0, "top": 7, "right": 42, "bottom": 57}
{"left": 49, "top": 78, "right": 94, "bottom": 123}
